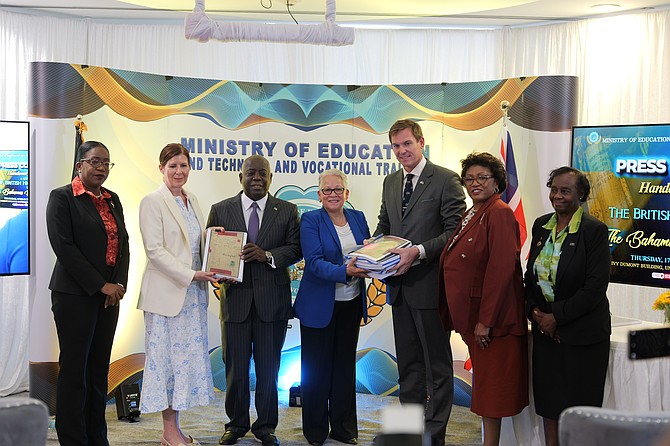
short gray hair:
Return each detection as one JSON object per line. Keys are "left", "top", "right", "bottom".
{"left": 318, "top": 168, "right": 348, "bottom": 189}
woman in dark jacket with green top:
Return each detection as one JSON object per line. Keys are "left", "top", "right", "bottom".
{"left": 525, "top": 166, "right": 611, "bottom": 446}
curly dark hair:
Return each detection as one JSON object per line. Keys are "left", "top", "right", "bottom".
{"left": 546, "top": 166, "right": 591, "bottom": 202}
{"left": 460, "top": 152, "right": 507, "bottom": 193}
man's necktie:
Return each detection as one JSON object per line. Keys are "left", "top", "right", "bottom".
{"left": 248, "top": 202, "right": 259, "bottom": 243}
{"left": 402, "top": 173, "right": 414, "bottom": 215}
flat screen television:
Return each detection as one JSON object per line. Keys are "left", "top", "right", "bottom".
{"left": 572, "top": 123, "right": 670, "bottom": 288}
{"left": 0, "top": 120, "right": 29, "bottom": 276}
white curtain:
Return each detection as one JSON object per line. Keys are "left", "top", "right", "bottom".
{"left": 1, "top": 8, "right": 669, "bottom": 394}
{"left": 0, "top": 276, "right": 29, "bottom": 396}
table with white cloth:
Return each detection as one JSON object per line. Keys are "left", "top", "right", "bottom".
{"left": 500, "top": 317, "right": 670, "bottom": 446}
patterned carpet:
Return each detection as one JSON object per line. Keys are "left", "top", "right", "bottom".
{"left": 45, "top": 391, "right": 482, "bottom": 445}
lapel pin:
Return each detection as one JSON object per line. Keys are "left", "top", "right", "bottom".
{"left": 419, "top": 181, "right": 424, "bottom": 185}
{"left": 468, "top": 237, "right": 473, "bottom": 242}
{"left": 569, "top": 242, "right": 575, "bottom": 246}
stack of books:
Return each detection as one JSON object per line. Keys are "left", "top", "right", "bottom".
{"left": 346, "top": 235, "right": 411, "bottom": 279}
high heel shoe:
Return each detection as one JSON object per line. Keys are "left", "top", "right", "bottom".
{"left": 161, "top": 435, "right": 200, "bottom": 446}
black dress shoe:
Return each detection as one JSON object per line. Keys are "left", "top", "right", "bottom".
{"left": 256, "top": 433, "right": 280, "bottom": 446}
{"left": 329, "top": 433, "right": 358, "bottom": 444}
{"left": 219, "top": 429, "right": 242, "bottom": 445}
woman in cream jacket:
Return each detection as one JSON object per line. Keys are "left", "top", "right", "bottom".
{"left": 137, "top": 143, "right": 218, "bottom": 446}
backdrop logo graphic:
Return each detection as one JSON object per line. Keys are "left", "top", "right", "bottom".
{"left": 587, "top": 131, "right": 601, "bottom": 144}
{"left": 275, "top": 184, "right": 328, "bottom": 216}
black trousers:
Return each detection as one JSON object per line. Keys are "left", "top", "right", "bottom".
{"left": 51, "top": 290, "right": 119, "bottom": 446}
{"left": 391, "top": 292, "right": 453, "bottom": 446}
{"left": 300, "top": 296, "right": 362, "bottom": 444}
{"left": 221, "top": 304, "right": 288, "bottom": 437}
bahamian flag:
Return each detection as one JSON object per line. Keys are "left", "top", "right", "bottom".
{"left": 499, "top": 126, "right": 529, "bottom": 261}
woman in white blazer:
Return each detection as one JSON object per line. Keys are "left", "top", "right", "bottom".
{"left": 137, "top": 143, "right": 218, "bottom": 446}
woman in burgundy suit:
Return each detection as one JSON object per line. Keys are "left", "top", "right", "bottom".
{"left": 438, "top": 152, "right": 528, "bottom": 446}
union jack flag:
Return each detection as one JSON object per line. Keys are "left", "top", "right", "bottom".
{"left": 499, "top": 127, "right": 529, "bottom": 260}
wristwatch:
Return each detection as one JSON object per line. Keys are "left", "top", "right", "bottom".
{"left": 265, "top": 251, "right": 273, "bottom": 263}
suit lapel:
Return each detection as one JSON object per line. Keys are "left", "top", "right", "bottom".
{"left": 402, "top": 161, "right": 433, "bottom": 219}
{"left": 320, "top": 208, "right": 341, "bottom": 251}
{"left": 527, "top": 224, "right": 549, "bottom": 280}
{"left": 447, "top": 196, "right": 496, "bottom": 251}
{"left": 79, "top": 194, "right": 106, "bottom": 234}
{"left": 318, "top": 208, "right": 366, "bottom": 255}
{"left": 187, "top": 188, "right": 205, "bottom": 230}
{"left": 346, "top": 209, "right": 366, "bottom": 244}
{"left": 556, "top": 231, "right": 579, "bottom": 287}
{"left": 230, "top": 193, "right": 247, "bottom": 231}
{"left": 159, "top": 183, "right": 190, "bottom": 244}
{"left": 389, "top": 170, "right": 404, "bottom": 222}
{"left": 257, "top": 194, "right": 278, "bottom": 245}
{"left": 106, "top": 194, "right": 126, "bottom": 277}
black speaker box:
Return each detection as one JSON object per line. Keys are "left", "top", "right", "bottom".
{"left": 115, "top": 383, "right": 141, "bottom": 422}
{"left": 289, "top": 382, "right": 302, "bottom": 407}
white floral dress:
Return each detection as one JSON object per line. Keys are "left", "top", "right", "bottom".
{"left": 140, "top": 196, "right": 214, "bottom": 413}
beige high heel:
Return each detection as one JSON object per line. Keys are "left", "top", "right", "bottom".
{"left": 160, "top": 435, "right": 200, "bottom": 446}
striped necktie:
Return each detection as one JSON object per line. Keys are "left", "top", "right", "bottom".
{"left": 402, "top": 173, "right": 414, "bottom": 215}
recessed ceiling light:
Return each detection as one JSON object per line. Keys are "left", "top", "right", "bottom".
{"left": 591, "top": 4, "right": 621, "bottom": 13}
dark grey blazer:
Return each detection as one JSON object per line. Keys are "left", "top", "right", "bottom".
{"left": 374, "top": 159, "right": 465, "bottom": 308}
{"left": 207, "top": 191, "right": 301, "bottom": 323}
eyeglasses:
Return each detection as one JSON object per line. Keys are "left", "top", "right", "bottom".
{"left": 81, "top": 158, "right": 115, "bottom": 170}
{"left": 320, "top": 187, "right": 345, "bottom": 195}
{"left": 462, "top": 175, "right": 493, "bottom": 185}
{"left": 81, "top": 158, "right": 114, "bottom": 170}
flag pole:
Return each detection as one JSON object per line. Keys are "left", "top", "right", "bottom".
{"left": 497, "top": 99, "right": 530, "bottom": 262}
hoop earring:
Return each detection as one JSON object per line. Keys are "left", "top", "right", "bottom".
{"left": 495, "top": 186, "right": 499, "bottom": 194}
